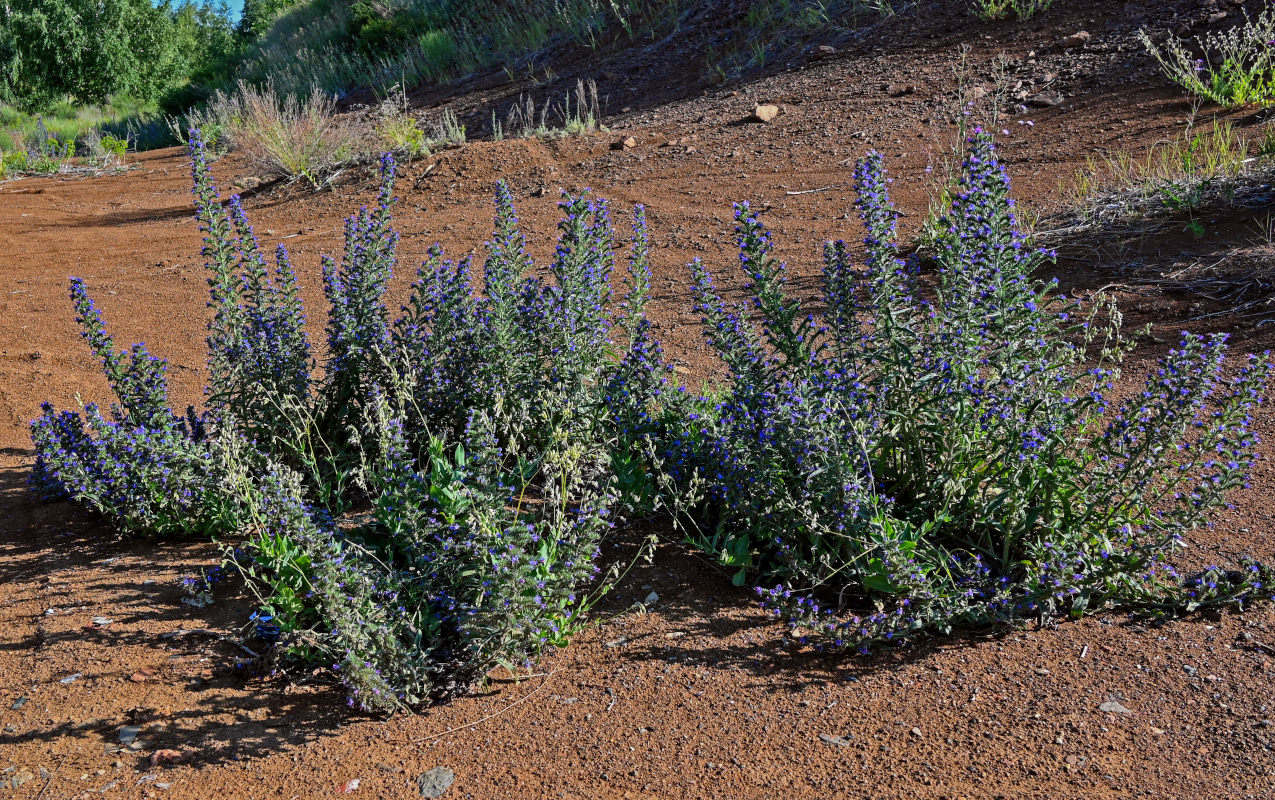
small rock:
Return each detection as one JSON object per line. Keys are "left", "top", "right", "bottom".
{"left": 886, "top": 84, "right": 916, "bottom": 98}
{"left": 1099, "top": 700, "right": 1133, "bottom": 715}
{"left": 1035, "top": 668, "right": 1050, "bottom": 676}
{"left": 909, "top": 727, "right": 923, "bottom": 738}
{"left": 611, "top": 136, "right": 638, "bottom": 151}
{"left": 818, "top": 733, "right": 853, "bottom": 747}
{"left": 10, "top": 695, "right": 28, "bottom": 710}
{"left": 10, "top": 769, "right": 34, "bottom": 788}
{"left": 643, "top": 591, "right": 659, "bottom": 606}
{"left": 1207, "top": 11, "right": 1229, "bottom": 24}
{"left": 417, "top": 767, "right": 455, "bottom": 798}
{"left": 59, "top": 673, "right": 83, "bottom": 685}
{"left": 815, "top": 45, "right": 837, "bottom": 56}
{"left": 1027, "top": 92, "right": 1064, "bottom": 108}
{"left": 605, "top": 637, "right": 627, "bottom": 648}
{"left": 1061, "top": 31, "right": 1091, "bottom": 47}
{"left": 751, "top": 104, "right": 780, "bottom": 123}
{"left": 340, "top": 778, "right": 362, "bottom": 793}
{"left": 91, "top": 617, "right": 113, "bottom": 627}
{"left": 118, "top": 725, "right": 143, "bottom": 746}
{"left": 1150, "top": 726, "right": 1167, "bottom": 735}
{"left": 1183, "top": 665, "right": 1197, "bottom": 676}
{"left": 130, "top": 668, "right": 158, "bottom": 683}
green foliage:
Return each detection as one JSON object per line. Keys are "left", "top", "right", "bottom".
{"left": 238, "top": 0, "right": 304, "bottom": 39}
{"left": 0, "top": 0, "right": 236, "bottom": 111}
{"left": 34, "top": 137, "right": 650, "bottom": 711}
{"left": 969, "top": 0, "right": 1052, "bottom": 21}
{"left": 1139, "top": 7, "right": 1275, "bottom": 108}
{"left": 664, "top": 135, "right": 1272, "bottom": 651}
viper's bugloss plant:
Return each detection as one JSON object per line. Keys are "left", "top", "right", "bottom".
{"left": 29, "top": 274, "right": 234, "bottom": 537}
{"left": 672, "top": 131, "right": 1272, "bottom": 651}
{"left": 33, "top": 127, "right": 654, "bottom": 711}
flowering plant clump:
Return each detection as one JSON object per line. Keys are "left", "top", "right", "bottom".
{"left": 31, "top": 129, "right": 658, "bottom": 711}
{"left": 1139, "top": 7, "right": 1275, "bottom": 108}
{"left": 672, "top": 132, "right": 1272, "bottom": 651}
{"left": 31, "top": 124, "right": 1275, "bottom": 705}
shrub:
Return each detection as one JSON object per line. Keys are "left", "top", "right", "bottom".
{"left": 33, "top": 131, "right": 655, "bottom": 711}
{"left": 208, "top": 80, "right": 356, "bottom": 184}
{"left": 1139, "top": 8, "right": 1275, "bottom": 108}
{"left": 666, "top": 132, "right": 1271, "bottom": 651}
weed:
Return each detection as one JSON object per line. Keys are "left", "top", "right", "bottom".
{"left": 220, "top": 81, "right": 356, "bottom": 185}
{"left": 1139, "top": 7, "right": 1275, "bottom": 108}
{"left": 503, "top": 79, "right": 603, "bottom": 141}
{"left": 430, "top": 108, "right": 466, "bottom": 148}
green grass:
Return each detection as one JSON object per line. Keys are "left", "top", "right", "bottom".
{"left": 225, "top": 0, "right": 896, "bottom": 104}
{"left": 968, "top": 0, "right": 1052, "bottom": 21}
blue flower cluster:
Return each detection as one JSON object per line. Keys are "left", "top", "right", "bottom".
{"left": 32, "top": 132, "right": 651, "bottom": 712}
{"left": 671, "top": 132, "right": 1272, "bottom": 650}
{"left": 32, "top": 126, "right": 1274, "bottom": 705}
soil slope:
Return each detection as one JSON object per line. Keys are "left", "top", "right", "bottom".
{"left": 1, "top": 1, "right": 1274, "bottom": 797}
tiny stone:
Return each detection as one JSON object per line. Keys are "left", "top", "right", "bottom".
{"left": 417, "top": 767, "right": 455, "bottom": 798}
{"left": 1099, "top": 700, "right": 1133, "bottom": 715}
{"left": 818, "top": 733, "right": 853, "bottom": 747}
{"left": 751, "top": 104, "right": 780, "bottom": 123}
{"left": 1027, "top": 92, "right": 1064, "bottom": 108}
{"left": 910, "top": 727, "right": 922, "bottom": 738}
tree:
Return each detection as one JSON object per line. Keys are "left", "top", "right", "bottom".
{"left": 238, "top": 0, "right": 302, "bottom": 39}
{"left": 0, "top": 0, "right": 234, "bottom": 111}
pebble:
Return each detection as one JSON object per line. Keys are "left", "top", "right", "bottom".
{"left": 59, "top": 673, "right": 82, "bottom": 685}
{"left": 1027, "top": 92, "right": 1064, "bottom": 108}
{"left": 751, "top": 104, "right": 780, "bottom": 123}
{"left": 1098, "top": 700, "right": 1133, "bottom": 715}
{"left": 818, "top": 733, "right": 853, "bottom": 747}
{"left": 119, "top": 725, "right": 143, "bottom": 746}
{"left": 417, "top": 767, "right": 455, "bottom": 798}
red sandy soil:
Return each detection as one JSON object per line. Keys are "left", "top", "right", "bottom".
{"left": 2, "top": 1, "right": 1275, "bottom": 797}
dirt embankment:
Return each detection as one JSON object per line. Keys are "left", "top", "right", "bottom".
{"left": 1, "top": 1, "right": 1274, "bottom": 797}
